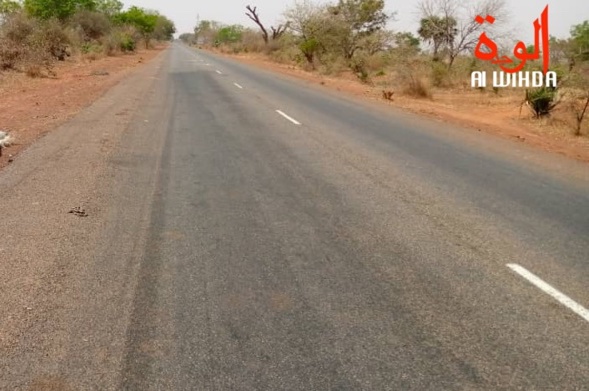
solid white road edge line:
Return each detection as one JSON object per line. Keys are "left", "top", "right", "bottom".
{"left": 507, "top": 263, "right": 589, "bottom": 323}
{"left": 276, "top": 110, "right": 301, "bottom": 125}
{"left": 234, "top": 83, "right": 243, "bottom": 89}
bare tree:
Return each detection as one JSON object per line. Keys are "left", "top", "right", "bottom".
{"left": 284, "top": 0, "right": 326, "bottom": 43}
{"left": 271, "top": 24, "right": 288, "bottom": 40}
{"left": 574, "top": 93, "right": 589, "bottom": 135}
{"left": 569, "top": 66, "right": 589, "bottom": 135}
{"left": 246, "top": 5, "right": 287, "bottom": 44}
{"left": 246, "top": 5, "right": 269, "bottom": 44}
{"left": 418, "top": 0, "right": 509, "bottom": 68}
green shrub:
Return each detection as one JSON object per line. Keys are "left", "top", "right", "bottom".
{"left": 81, "top": 42, "right": 101, "bottom": 53}
{"left": 216, "top": 25, "right": 242, "bottom": 44}
{"left": 524, "top": 87, "right": 559, "bottom": 118}
{"left": 100, "top": 26, "right": 137, "bottom": 55}
{"left": 119, "top": 33, "right": 135, "bottom": 52}
{"left": 299, "top": 37, "right": 319, "bottom": 65}
{"left": 350, "top": 56, "right": 370, "bottom": 83}
{"left": 23, "top": 0, "right": 96, "bottom": 21}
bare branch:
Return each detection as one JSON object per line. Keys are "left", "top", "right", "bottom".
{"left": 271, "top": 23, "right": 289, "bottom": 40}
{"left": 576, "top": 96, "right": 589, "bottom": 134}
{"left": 246, "top": 5, "right": 269, "bottom": 44}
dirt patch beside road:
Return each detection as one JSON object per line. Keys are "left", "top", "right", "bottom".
{"left": 0, "top": 46, "right": 167, "bottom": 169}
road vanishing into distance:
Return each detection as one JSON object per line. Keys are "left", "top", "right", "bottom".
{"left": 0, "top": 43, "right": 588, "bottom": 390}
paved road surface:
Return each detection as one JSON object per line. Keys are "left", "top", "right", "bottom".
{"left": 0, "top": 43, "right": 588, "bottom": 390}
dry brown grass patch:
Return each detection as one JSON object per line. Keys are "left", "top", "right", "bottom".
{"left": 25, "top": 64, "right": 44, "bottom": 78}
{"left": 402, "top": 76, "right": 432, "bottom": 99}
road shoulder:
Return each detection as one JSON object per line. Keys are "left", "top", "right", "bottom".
{"left": 0, "top": 46, "right": 167, "bottom": 169}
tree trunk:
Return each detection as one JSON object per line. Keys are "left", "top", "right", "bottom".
{"left": 575, "top": 96, "right": 589, "bottom": 135}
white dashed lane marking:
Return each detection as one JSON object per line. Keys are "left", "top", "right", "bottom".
{"left": 276, "top": 110, "right": 301, "bottom": 125}
{"left": 507, "top": 263, "right": 589, "bottom": 323}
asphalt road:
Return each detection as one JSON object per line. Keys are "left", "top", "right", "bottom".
{"left": 0, "top": 43, "right": 588, "bottom": 390}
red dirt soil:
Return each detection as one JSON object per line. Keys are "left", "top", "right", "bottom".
{"left": 0, "top": 46, "right": 166, "bottom": 169}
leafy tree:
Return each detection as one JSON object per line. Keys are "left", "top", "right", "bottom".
{"left": 194, "top": 19, "right": 220, "bottom": 45}
{"left": 418, "top": 16, "right": 456, "bottom": 61}
{"left": 549, "top": 36, "right": 575, "bottom": 70}
{"left": 395, "top": 32, "right": 420, "bottom": 50}
{"left": 153, "top": 14, "right": 176, "bottom": 41}
{"left": 95, "top": 0, "right": 122, "bottom": 18}
{"left": 24, "top": 0, "right": 96, "bottom": 21}
{"left": 284, "top": 0, "right": 326, "bottom": 65}
{"left": 0, "top": 0, "right": 21, "bottom": 15}
{"left": 328, "top": 0, "right": 388, "bottom": 34}
{"left": 418, "top": 0, "right": 508, "bottom": 68}
{"left": 285, "top": 0, "right": 392, "bottom": 69}
{"left": 115, "top": 6, "right": 158, "bottom": 48}
{"left": 72, "top": 10, "right": 111, "bottom": 40}
{"left": 327, "top": 0, "right": 390, "bottom": 59}
{"left": 571, "top": 21, "right": 589, "bottom": 63}
{"left": 216, "top": 25, "right": 243, "bottom": 44}
{"left": 179, "top": 32, "right": 195, "bottom": 44}
{"left": 359, "top": 29, "right": 393, "bottom": 55}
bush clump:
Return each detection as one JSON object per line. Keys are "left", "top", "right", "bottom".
{"left": 1, "top": 4, "right": 175, "bottom": 76}
{"left": 118, "top": 33, "right": 136, "bottom": 52}
{"left": 431, "top": 61, "right": 450, "bottom": 87}
{"left": 401, "top": 72, "right": 432, "bottom": 99}
{"left": 0, "top": 13, "right": 70, "bottom": 75}
{"left": 71, "top": 10, "right": 111, "bottom": 41}
{"left": 524, "top": 87, "right": 560, "bottom": 118}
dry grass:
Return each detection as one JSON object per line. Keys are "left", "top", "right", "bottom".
{"left": 402, "top": 76, "right": 432, "bottom": 99}
{"left": 25, "top": 64, "right": 44, "bottom": 78}
{"left": 83, "top": 52, "right": 100, "bottom": 62}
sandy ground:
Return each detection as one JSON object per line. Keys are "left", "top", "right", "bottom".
{"left": 0, "top": 46, "right": 167, "bottom": 169}
{"left": 211, "top": 50, "right": 589, "bottom": 163}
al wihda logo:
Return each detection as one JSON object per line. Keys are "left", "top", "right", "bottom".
{"left": 471, "top": 5, "right": 557, "bottom": 88}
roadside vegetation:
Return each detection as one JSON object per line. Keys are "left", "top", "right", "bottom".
{"left": 180, "top": 0, "right": 589, "bottom": 137}
{"left": 0, "top": 0, "right": 175, "bottom": 78}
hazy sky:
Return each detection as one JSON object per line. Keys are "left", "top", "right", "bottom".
{"left": 123, "top": 0, "right": 588, "bottom": 42}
